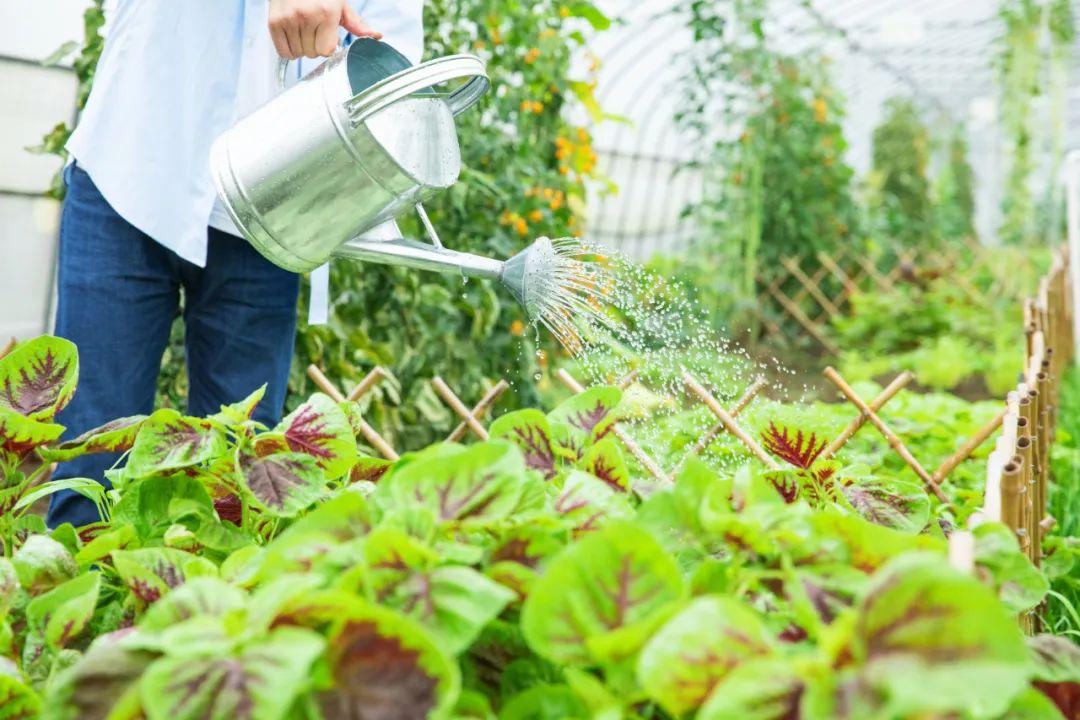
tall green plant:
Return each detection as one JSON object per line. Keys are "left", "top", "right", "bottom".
{"left": 680, "top": 0, "right": 859, "bottom": 305}
{"left": 869, "top": 98, "right": 934, "bottom": 246}
{"left": 998, "top": 0, "right": 1044, "bottom": 245}
{"left": 935, "top": 129, "right": 977, "bottom": 242}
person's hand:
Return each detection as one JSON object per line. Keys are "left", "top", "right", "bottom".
{"left": 269, "top": 0, "right": 382, "bottom": 60}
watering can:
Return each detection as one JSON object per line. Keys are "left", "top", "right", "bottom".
{"left": 209, "top": 38, "right": 548, "bottom": 313}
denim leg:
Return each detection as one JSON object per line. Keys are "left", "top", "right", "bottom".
{"left": 182, "top": 228, "right": 299, "bottom": 427}
{"left": 48, "top": 164, "right": 180, "bottom": 528}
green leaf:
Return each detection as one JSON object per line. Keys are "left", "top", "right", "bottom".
{"left": 140, "top": 627, "right": 324, "bottom": 720}
{"left": 316, "top": 597, "right": 460, "bottom": 720}
{"left": 43, "top": 629, "right": 155, "bottom": 720}
{"left": 553, "top": 470, "right": 633, "bottom": 534}
{"left": 13, "top": 534, "right": 77, "bottom": 594}
{"left": 498, "top": 685, "right": 589, "bottom": 720}
{"left": 522, "top": 521, "right": 684, "bottom": 665}
{"left": 210, "top": 385, "right": 266, "bottom": 426}
{"left": 41, "top": 40, "right": 79, "bottom": 66}
{"left": 565, "top": 1, "right": 612, "bottom": 30}
{"left": 489, "top": 410, "right": 558, "bottom": 479}
{"left": 852, "top": 553, "right": 1031, "bottom": 718}
{"left": 638, "top": 596, "right": 775, "bottom": 715}
{"left": 0, "top": 657, "right": 41, "bottom": 720}
{"left": 361, "top": 527, "right": 514, "bottom": 653}
{"left": 998, "top": 687, "right": 1069, "bottom": 719}
{"left": 13, "top": 477, "right": 105, "bottom": 513}
{"left": 127, "top": 409, "right": 227, "bottom": 475}
{"left": 112, "top": 548, "right": 203, "bottom": 605}
{"left": 236, "top": 449, "right": 325, "bottom": 517}
{"left": 75, "top": 524, "right": 136, "bottom": 565}
{"left": 26, "top": 571, "right": 100, "bottom": 649}
{"left": 377, "top": 441, "right": 531, "bottom": 526}
{"left": 40, "top": 416, "right": 147, "bottom": 462}
{"left": 111, "top": 475, "right": 214, "bottom": 542}
{"left": 698, "top": 658, "right": 809, "bottom": 720}
{"left": 273, "top": 392, "right": 357, "bottom": 478}
{"left": 0, "top": 335, "right": 79, "bottom": 421}
{"left": 838, "top": 472, "right": 929, "bottom": 534}
{"left": 0, "top": 558, "right": 18, "bottom": 615}
{"left": 0, "top": 406, "right": 65, "bottom": 459}
{"left": 1027, "top": 633, "right": 1080, "bottom": 717}
{"left": 580, "top": 438, "right": 630, "bottom": 491}
{"left": 974, "top": 522, "right": 1049, "bottom": 612}
{"left": 548, "top": 386, "right": 621, "bottom": 441}
{"left": 140, "top": 577, "right": 246, "bottom": 631}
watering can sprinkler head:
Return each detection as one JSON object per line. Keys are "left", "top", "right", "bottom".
{"left": 334, "top": 232, "right": 563, "bottom": 319}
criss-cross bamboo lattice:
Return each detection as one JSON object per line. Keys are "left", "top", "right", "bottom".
{"left": 757, "top": 240, "right": 1041, "bottom": 353}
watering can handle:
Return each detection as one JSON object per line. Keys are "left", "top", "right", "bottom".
{"left": 276, "top": 39, "right": 347, "bottom": 90}
{"left": 344, "top": 54, "right": 489, "bottom": 126}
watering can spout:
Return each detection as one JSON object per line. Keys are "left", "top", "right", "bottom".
{"left": 333, "top": 226, "right": 551, "bottom": 317}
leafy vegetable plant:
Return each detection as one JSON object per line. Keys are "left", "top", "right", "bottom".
{"left": 1, "top": 335, "right": 1077, "bottom": 719}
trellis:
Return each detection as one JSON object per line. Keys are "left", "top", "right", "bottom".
{"left": 756, "top": 240, "right": 1040, "bottom": 352}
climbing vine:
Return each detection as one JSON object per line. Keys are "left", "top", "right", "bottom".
{"left": 868, "top": 98, "right": 934, "bottom": 247}
{"left": 997, "top": 0, "right": 1044, "bottom": 245}
{"left": 679, "top": 0, "right": 859, "bottom": 308}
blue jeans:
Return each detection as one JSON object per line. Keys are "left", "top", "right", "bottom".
{"left": 47, "top": 164, "right": 300, "bottom": 528}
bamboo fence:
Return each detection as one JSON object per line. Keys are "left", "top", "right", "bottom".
{"left": 974, "top": 245, "right": 1074, "bottom": 631}
{"left": 756, "top": 239, "right": 1042, "bottom": 353}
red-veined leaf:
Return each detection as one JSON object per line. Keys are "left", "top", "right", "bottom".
{"left": 127, "top": 409, "right": 227, "bottom": 476}
{"left": 489, "top": 409, "right": 558, "bottom": 479}
{"left": 0, "top": 335, "right": 78, "bottom": 421}
{"left": 40, "top": 415, "right": 147, "bottom": 462}
{"left": 237, "top": 449, "right": 325, "bottom": 518}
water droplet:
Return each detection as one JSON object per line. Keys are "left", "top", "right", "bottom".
{"left": 534, "top": 373, "right": 542, "bottom": 381}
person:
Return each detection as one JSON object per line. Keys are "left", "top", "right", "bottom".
{"left": 47, "top": 0, "right": 423, "bottom": 528}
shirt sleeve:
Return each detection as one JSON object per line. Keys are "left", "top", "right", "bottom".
{"left": 355, "top": 0, "right": 424, "bottom": 64}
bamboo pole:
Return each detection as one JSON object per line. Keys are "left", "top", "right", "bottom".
{"left": 674, "top": 376, "right": 766, "bottom": 476}
{"left": 346, "top": 366, "right": 389, "bottom": 403}
{"left": 446, "top": 380, "right": 508, "bottom": 443}
{"left": 819, "top": 371, "right": 914, "bottom": 461}
{"left": 780, "top": 257, "right": 841, "bottom": 318}
{"left": 306, "top": 365, "right": 399, "bottom": 461}
{"left": 1001, "top": 456, "right": 1025, "bottom": 546}
{"left": 931, "top": 409, "right": 1006, "bottom": 484}
{"left": 431, "top": 376, "right": 489, "bottom": 441}
{"left": 764, "top": 284, "right": 840, "bottom": 354}
{"left": 823, "top": 367, "right": 949, "bottom": 503}
{"left": 682, "top": 372, "right": 780, "bottom": 471}
{"left": 1017, "top": 434, "right": 1034, "bottom": 561}
{"left": 555, "top": 369, "right": 670, "bottom": 485}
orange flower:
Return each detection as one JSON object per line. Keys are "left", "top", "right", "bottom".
{"left": 510, "top": 319, "right": 526, "bottom": 336}
{"left": 559, "top": 6, "right": 570, "bottom": 18}
{"left": 524, "top": 48, "right": 541, "bottom": 64}
{"left": 528, "top": 209, "right": 543, "bottom": 222}
{"left": 813, "top": 97, "right": 827, "bottom": 123}
{"left": 514, "top": 218, "right": 528, "bottom": 236}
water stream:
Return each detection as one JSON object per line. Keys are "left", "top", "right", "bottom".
{"left": 523, "top": 237, "right": 803, "bottom": 474}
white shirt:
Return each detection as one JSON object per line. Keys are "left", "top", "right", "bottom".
{"left": 68, "top": 0, "right": 423, "bottom": 268}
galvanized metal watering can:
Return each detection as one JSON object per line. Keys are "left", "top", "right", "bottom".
{"left": 210, "top": 39, "right": 550, "bottom": 313}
